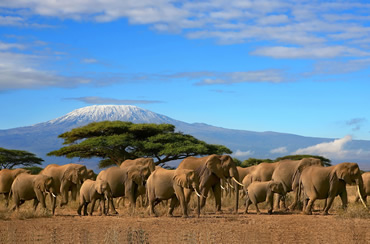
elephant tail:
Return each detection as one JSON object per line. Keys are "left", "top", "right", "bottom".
{"left": 297, "top": 179, "right": 303, "bottom": 201}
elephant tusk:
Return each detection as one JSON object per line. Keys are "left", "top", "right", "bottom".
{"left": 227, "top": 182, "right": 234, "bottom": 189}
{"left": 105, "top": 195, "right": 108, "bottom": 201}
{"left": 357, "top": 184, "right": 368, "bottom": 210}
{"left": 220, "top": 185, "right": 225, "bottom": 190}
{"left": 194, "top": 188, "right": 207, "bottom": 198}
{"left": 232, "top": 177, "right": 244, "bottom": 187}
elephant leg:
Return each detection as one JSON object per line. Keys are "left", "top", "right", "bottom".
{"left": 339, "top": 190, "right": 348, "bottom": 210}
{"left": 279, "top": 195, "right": 287, "bottom": 210}
{"left": 274, "top": 193, "right": 280, "bottom": 210}
{"left": 71, "top": 186, "right": 78, "bottom": 201}
{"left": 183, "top": 188, "right": 193, "bottom": 206}
{"left": 212, "top": 183, "right": 222, "bottom": 213}
{"left": 267, "top": 193, "right": 274, "bottom": 214}
{"left": 109, "top": 198, "right": 119, "bottom": 214}
{"left": 77, "top": 202, "right": 83, "bottom": 216}
{"left": 322, "top": 196, "right": 335, "bottom": 215}
{"left": 302, "top": 197, "right": 309, "bottom": 212}
{"left": 244, "top": 195, "right": 251, "bottom": 214}
{"left": 60, "top": 188, "right": 69, "bottom": 207}
{"left": 174, "top": 184, "right": 188, "bottom": 218}
{"left": 116, "top": 197, "right": 123, "bottom": 207}
{"left": 83, "top": 202, "right": 88, "bottom": 216}
{"left": 90, "top": 199, "right": 97, "bottom": 216}
{"left": 148, "top": 198, "right": 157, "bottom": 217}
{"left": 288, "top": 189, "right": 299, "bottom": 210}
{"left": 4, "top": 193, "right": 9, "bottom": 208}
{"left": 255, "top": 202, "right": 261, "bottom": 214}
{"left": 33, "top": 199, "right": 39, "bottom": 211}
{"left": 304, "top": 197, "right": 317, "bottom": 215}
{"left": 168, "top": 197, "right": 179, "bottom": 217}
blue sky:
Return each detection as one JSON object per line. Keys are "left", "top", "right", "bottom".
{"left": 1, "top": 0, "right": 370, "bottom": 144}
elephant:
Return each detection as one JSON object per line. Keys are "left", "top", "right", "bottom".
{"left": 96, "top": 165, "right": 149, "bottom": 214}
{"left": 77, "top": 179, "right": 112, "bottom": 216}
{"left": 0, "top": 168, "right": 30, "bottom": 207}
{"left": 118, "top": 157, "right": 155, "bottom": 206}
{"left": 354, "top": 172, "right": 370, "bottom": 204}
{"left": 10, "top": 173, "right": 57, "bottom": 214}
{"left": 244, "top": 181, "right": 286, "bottom": 214}
{"left": 86, "top": 169, "right": 96, "bottom": 180}
{"left": 120, "top": 158, "right": 156, "bottom": 172}
{"left": 300, "top": 162, "right": 368, "bottom": 215}
{"left": 237, "top": 165, "right": 257, "bottom": 183}
{"left": 176, "top": 154, "right": 243, "bottom": 213}
{"left": 271, "top": 157, "right": 323, "bottom": 210}
{"left": 147, "top": 167, "right": 202, "bottom": 217}
{"left": 236, "top": 165, "right": 257, "bottom": 198}
{"left": 40, "top": 163, "right": 88, "bottom": 207}
{"left": 242, "top": 162, "right": 279, "bottom": 189}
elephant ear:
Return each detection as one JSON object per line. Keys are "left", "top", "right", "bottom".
{"left": 127, "top": 166, "right": 142, "bottom": 185}
{"left": 174, "top": 169, "right": 193, "bottom": 188}
{"left": 95, "top": 180, "right": 104, "bottom": 195}
{"left": 269, "top": 181, "right": 285, "bottom": 194}
{"left": 62, "top": 168, "right": 79, "bottom": 185}
{"left": 34, "top": 175, "right": 46, "bottom": 192}
{"left": 205, "top": 155, "right": 224, "bottom": 180}
{"left": 334, "top": 163, "right": 352, "bottom": 184}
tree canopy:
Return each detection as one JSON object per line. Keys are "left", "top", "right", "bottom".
{"left": 240, "top": 158, "right": 274, "bottom": 167}
{"left": 0, "top": 147, "right": 44, "bottom": 169}
{"left": 238, "top": 155, "right": 332, "bottom": 168}
{"left": 48, "top": 121, "right": 232, "bottom": 168}
{"left": 275, "top": 155, "right": 331, "bottom": 166}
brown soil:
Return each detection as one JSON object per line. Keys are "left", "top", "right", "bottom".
{"left": 1, "top": 208, "right": 369, "bottom": 243}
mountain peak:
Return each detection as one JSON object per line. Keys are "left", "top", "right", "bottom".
{"left": 45, "top": 105, "right": 178, "bottom": 127}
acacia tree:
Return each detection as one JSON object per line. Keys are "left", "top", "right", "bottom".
{"left": 275, "top": 154, "right": 331, "bottom": 166}
{"left": 0, "top": 147, "right": 44, "bottom": 169}
{"left": 48, "top": 121, "right": 232, "bottom": 168}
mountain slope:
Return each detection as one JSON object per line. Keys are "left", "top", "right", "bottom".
{"left": 0, "top": 105, "right": 369, "bottom": 171}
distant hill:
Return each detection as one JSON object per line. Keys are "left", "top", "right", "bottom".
{"left": 1, "top": 105, "right": 369, "bottom": 171}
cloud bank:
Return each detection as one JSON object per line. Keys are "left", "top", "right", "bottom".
{"left": 66, "top": 96, "right": 164, "bottom": 105}
{"left": 293, "top": 135, "right": 370, "bottom": 160}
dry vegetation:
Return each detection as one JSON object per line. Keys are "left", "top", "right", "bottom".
{"left": 0, "top": 186, "right": 369, "bottom": 243}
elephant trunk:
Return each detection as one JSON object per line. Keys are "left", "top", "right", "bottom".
{"left": 229, "top": 167, "right": 240, "bottom": 214}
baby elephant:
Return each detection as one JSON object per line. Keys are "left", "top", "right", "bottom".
{"left": 78, "top": 179, "right": 112, "bottom": 216}
{"left": 11, "top": 173, "right": 56, "bottom": 214}
{"left": 244, "top": 181, "right": 285, "bottom": 214}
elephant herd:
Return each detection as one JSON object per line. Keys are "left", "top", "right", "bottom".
{"left": 0, "top": 156, "right": 369, "bottom": 218}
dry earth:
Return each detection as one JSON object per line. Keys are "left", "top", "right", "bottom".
{"left": 0, "top": 186, "right": 369, "bottom": 243}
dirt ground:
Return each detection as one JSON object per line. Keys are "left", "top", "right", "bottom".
{"left": 0, "top": 187, "right": 369, "bottom": 243}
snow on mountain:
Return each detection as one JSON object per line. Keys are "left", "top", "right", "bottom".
{"left": 44, "top": 105, "right": 179, "bottom": 127}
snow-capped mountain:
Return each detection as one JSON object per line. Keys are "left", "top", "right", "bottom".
{"left": 45, "top": 105, "right": 179, "bottom": 127}
{"left": 0, "top": 105, "right": 369, "bottom": 171}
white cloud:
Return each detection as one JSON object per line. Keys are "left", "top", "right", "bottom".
{"left": 233, "top": 149, "right": 254, "bottom": 158}
{"left": 65, "top": 96, "right": 164, "bottom": 105}
{"left": 1, "top": 0, "right": 369, "bottom": 59}
{"left": 270, "top": 147, "right": 288, "bottom": 154}
{"left": 194, "top": 70, "right": 285, "bottom": 85}
{"left": 0, "top": 41, "right": 25, "bottom": 50}
{"left": 293, "top": 135, "right": 356, "bottom": 159}
{"left": 252, "top": 46, "right": 370, "bottom": 59}
{"left": 81, "top": 58, "right": 98, "bottom": 64}
{"left": 0, "top": 51, "right": 90, "bottom": 90}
